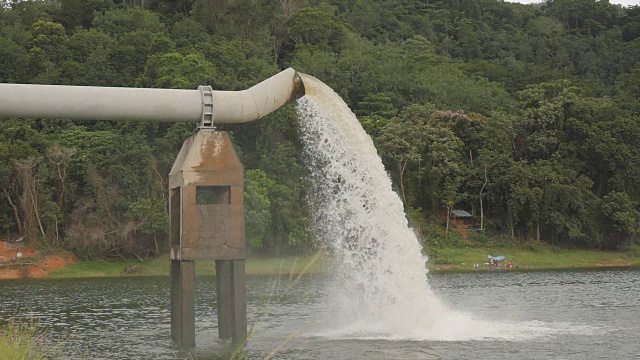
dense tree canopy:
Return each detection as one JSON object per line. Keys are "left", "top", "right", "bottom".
{"left": 1, "top": 0, "right": 640, "bottom": 257}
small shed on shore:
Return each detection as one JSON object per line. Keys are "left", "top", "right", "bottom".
{"left": 450, "top": 209, "right": 472, "bottom": 226}
{"left": 450, "top": 209, "right": 472, "bottom": 241}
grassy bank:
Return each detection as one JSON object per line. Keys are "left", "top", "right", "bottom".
{"left": 428, "top": 246, "right": 640, "bottom": 272}
{"left": 49, "top": 254, "right": 324, "bottom": 279}
{"left": 43, "top": 247, "right": 640, "bottom": 278}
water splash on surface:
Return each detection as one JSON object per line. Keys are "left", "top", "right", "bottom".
{"left": 295, "top": 74, "right": 600, "bottom": 341}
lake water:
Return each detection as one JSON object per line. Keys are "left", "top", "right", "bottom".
{"left": 0, "top": 268, "right": 639, "bottom": 359}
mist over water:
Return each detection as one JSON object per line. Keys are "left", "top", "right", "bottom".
{"left": 295, "top": 74, "right": 598, "bottom": 341}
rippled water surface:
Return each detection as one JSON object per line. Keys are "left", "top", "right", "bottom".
{"left": 1, "top": 268, "right": 639, "bottom": 359}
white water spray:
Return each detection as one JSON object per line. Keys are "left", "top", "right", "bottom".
{"left": 295, "top": 74, "right": 598, "bottom": 341}
{"left": 296, "top": 74, "right": 473, "bottom": 339}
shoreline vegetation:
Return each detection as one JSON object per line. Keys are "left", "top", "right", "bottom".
{"left": 0, "top": 319, "right": 55, "bottom": 360}
{"left": 428, "top": 247, "right": 640, "bottom": 272}
{"left": 33, "top": 248, "right": 639, "bottom": 279}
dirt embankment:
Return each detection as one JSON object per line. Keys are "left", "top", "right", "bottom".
{"left": 0, "top": 241, "right": 76, "bottom": 279}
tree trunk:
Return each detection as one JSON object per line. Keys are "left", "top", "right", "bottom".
{"left": 48, "top": 145, "right": 76, "bottom": 214}
{"left": 28, "top": 171, "right": 46, "bottom": 238}
{"left": 153, "top": 162, "right": 168, "bottom": 217}
{"left": 154, "top": 234, "right": 160, "bottom": 255}
{"left": 52, "top": 162, "right": 68, "bottom": 211}
{"left": 17, "top": 160, "right": 45, "bottom": 241}
{"left": 479, "top": 166, "right": 487, "bottom": 231}
{"left": 506, "top": 189, "right": 516, "bottom": 239}
{"left": 54, "top": 218, "right": 60, "bottom": 247}
{"left": 536, "top": 222, "right": 541, "bottom": 242}
{"left": 445, "top": 203, "right": 451, "bottom": 235}
{"left": 3, "top": 189, "right": 23, "bottom": 235}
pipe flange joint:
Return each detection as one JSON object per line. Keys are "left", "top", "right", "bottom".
{"left": 198, "top": 85, "right": 214, "bottom": 128}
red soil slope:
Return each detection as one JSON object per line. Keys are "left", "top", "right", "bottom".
{"left": 0, "top": 241, "right": 76, "bottom": 279}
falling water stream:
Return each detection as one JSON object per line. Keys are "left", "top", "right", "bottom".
{"left": 295, "top": 74, "right": 597, "bottom": 341}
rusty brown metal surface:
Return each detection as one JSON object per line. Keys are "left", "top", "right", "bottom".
{"left": 169, "top": 129, "right": 248, "bottom": 348}
{"left": 169, "top": 129, "right": 245, "bottom": 261}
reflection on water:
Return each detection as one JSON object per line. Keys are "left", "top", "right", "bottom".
{"left": 1, "top": 269, "right": 639, "bottom": 359}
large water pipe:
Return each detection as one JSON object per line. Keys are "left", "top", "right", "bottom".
{"left": 0, "top": 68, "right": 304, "bottom": 125}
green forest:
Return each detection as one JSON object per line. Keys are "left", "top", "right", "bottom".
{"left": 1, "top": 0, "right": 640, "bottom": 259}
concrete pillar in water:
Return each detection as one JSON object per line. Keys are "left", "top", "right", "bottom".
{"left": 230, "top": 259, "right": 247, "bottom": 343}
{"left": 170, "top": 259, "right": 195, "bottom": 347}
{"left": 216, "top": 260, "right": 247, "bottom": 342}
{"left": 216, "top": 260, "right": 232, "bottom": 339}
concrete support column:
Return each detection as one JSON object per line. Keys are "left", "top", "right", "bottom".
{"left": 231, "top": 259, "right": 247, "bottom": 344}
{"left": 216, "top": 260, "right": 232, "bottom": 339}
{"left": 215, "top": 259, "right": 246, "bottom": 344}
{"left": 171, "top": 260, "right": 195, "bottom": 347}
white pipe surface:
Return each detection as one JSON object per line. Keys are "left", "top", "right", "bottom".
{"left": 0, "top": 68, "right": 302, "bottom": 124}
{"left": 0, "top": 85, "right": 202, "bottom": 122}
{"left": 211, "top": 68, "right": 301, "bottom": 123}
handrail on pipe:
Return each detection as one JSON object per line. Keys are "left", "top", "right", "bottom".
{"left": 0, "top": 68, "right": 304, "bottom": 125}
